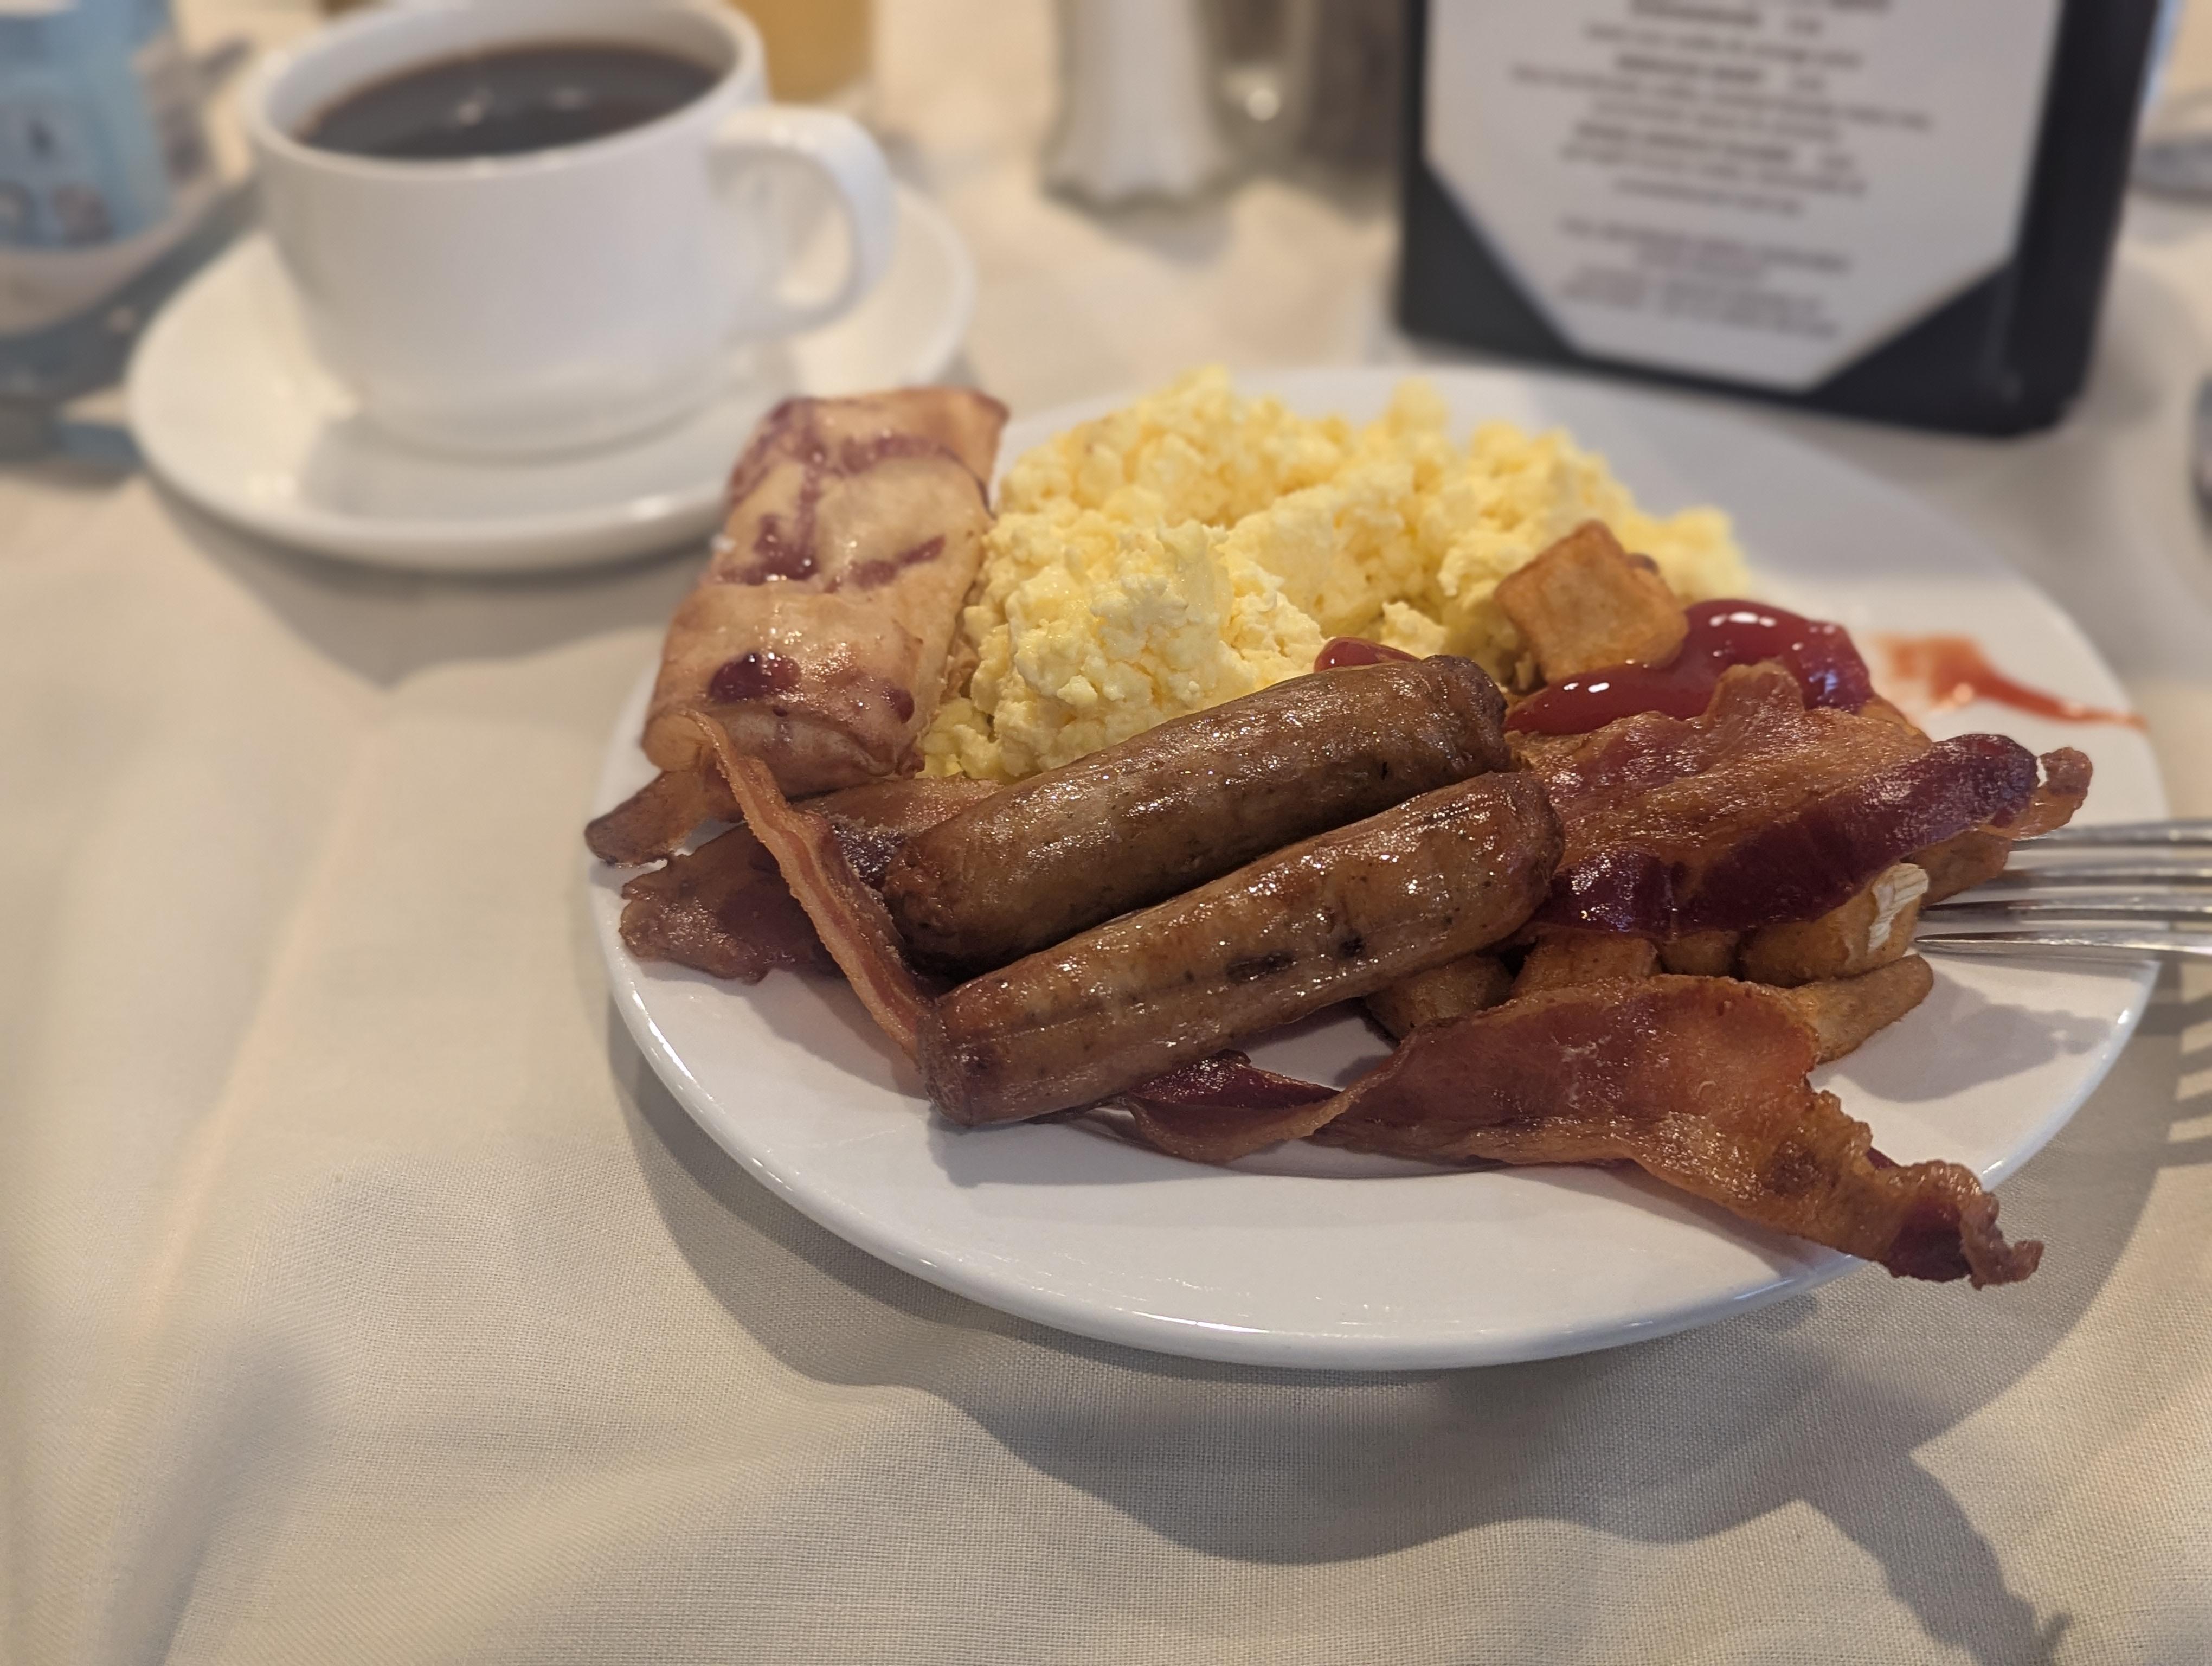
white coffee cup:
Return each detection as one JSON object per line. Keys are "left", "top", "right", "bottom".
{"left": 242, "top": 0, "right": 896, "bottom": 457}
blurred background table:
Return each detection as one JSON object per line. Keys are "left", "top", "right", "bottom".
{"left": 7, "top": 2, "right": 2212, "bottom": 1661}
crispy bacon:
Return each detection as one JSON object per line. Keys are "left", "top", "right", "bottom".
{"left": 1519, "top": 664, "right": 2049, "bottom": 936}
{"left": 1911, "top": 745, "right": 2093, "bottom": 901}
{"left": 685, "top": 716, "right": 932, "bottom": 1057}
{"left": 1312, "top": 977, "right": 2039, "bottom": 1286}
{"left": 1116, "top": 1054, "right": 1341, "bottom": 1164}
{"left": 1111, "top": 977, "right": 2039, "bottom": 1285}
{"left": 619, "top": 825, "right": 833, "bottom": 983}
{"left": 2004, "top": 746, "right": 2093, "bottom": 838}
{"left": 1679, "top": 734, "right": 2037, "bottom": 930}
{"left": 586, "top": 765, "right": 739, "bottom": 867}
{"left": 616, "top": 777, "right": 996, "bottom": 982}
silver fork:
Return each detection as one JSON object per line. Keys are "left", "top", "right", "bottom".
{"left": 1918, "top": 819, "right": 2212, "bottom": 960}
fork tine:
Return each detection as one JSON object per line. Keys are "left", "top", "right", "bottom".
{"left": 1917, "top": 930, "right": 2212, "bottom": 960}
{"left": 1902, "top": 818, "right": 2212, "bottom": 959}
{"left": 1972, "top": 866, "right": 2212, "bottom": 887}
{"left": 1925, "top": 896, "right": 2212, "bottom": 921}
{"left": 2028, "top": 818, "right": 2212, "bottom": 848}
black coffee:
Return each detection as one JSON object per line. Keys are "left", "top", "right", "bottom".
{"left": 301, "top": 43, "right": 717, "bottom": 162}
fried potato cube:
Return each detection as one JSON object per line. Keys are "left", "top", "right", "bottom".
{"left": 1495, "top": 521, "right": 1690, "bottom": 684}
{"left": 1365, "top": 953, "right": 1514, "bottom": 1041}
{"left": 1510, "top": 932, "right": 1661, "bottom": 998}
{"left": 1737, "top": 863, "right": 1930, "bottom": 987}
{"left": 1911, "top": 829, "right": 2011, "bottom": 903}
{"left": 1777, "top": 956, "right": 1936, "bottom": 1064}
{"left": 1660, "top": 930, "right": 1739, "bottom": 977}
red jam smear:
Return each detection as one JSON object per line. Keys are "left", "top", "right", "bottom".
{"left": 1506, "top": 600, "right": 1875, "bottom": 736}
{"left": 708, "top": 649, "right": 801, "bottom": 702}
{"left": 1875, "top": 634, "right": 2146, "bottom": 730}
{"left": 1315, "top": 637, "right": 1418, "bottom": 671}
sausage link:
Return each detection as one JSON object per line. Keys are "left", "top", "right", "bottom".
{"left": 883, "top": 657, "right": 1510, "bottom": 970}
{"left": 920, "top": 771, "right": 1561, "bottom": 1124}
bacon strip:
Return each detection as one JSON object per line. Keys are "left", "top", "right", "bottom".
{"left": 1669, "top": 733, "right": 2037, "bottom": 931}
{"left": 586, "top": 766, "right": 739, "bottom": 866}
{"left": 619, "top": 824, "right": 834, "bottom": 983}
{"left": 1912, "top": 745, "right": 2094, "bottom": 901}
{"left": 1117, "top": 1054, "right": 1341, "bottom": 1164}
{"left": 685, "top": 716, "right": 931, "bottom": 1058}
{"left": 1311, "top": 977, "right": 2040, "bottom": 1286}
{"left": 2004, "top": 746, "right": 2093, "bottom": 839}
{"left": 1111, "top": 977, "right": 2039, "bottom": 1285}
{"left": 615, "top": 777, "right": 995, "bottom": 983}
{"left": 1520, "top": 664, "right": 2047, "bottom": 937}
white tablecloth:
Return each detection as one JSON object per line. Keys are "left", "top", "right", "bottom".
{"left": 9, "top": 2, "right": 2212, "bottom": 1661}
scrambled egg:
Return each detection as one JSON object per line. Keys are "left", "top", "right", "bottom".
{"left": 922, "top": 368, "right": 1748, "bottom": 782}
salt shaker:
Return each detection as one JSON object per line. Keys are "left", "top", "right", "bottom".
{"left": 1046, "top": 0, "right": 1228, "bottom": 204}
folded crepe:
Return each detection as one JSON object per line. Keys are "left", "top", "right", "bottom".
{"left": 589, "top": 388, "right": 1008, "bottom": 864}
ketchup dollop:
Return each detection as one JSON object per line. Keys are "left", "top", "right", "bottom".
{"left": 1506, "top": 600, "right": 1874, "bottom": 736}
{"left": 1314, "top": 637, "right": 1418, "bottom": 671}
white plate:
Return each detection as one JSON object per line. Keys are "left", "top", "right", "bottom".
{"left": 126, "top": 184, "right": 974, "bottom": 572}
{"left": 590, "top": 366, "right": 2166, "bottom": 1370}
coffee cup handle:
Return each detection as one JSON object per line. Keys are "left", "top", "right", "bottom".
{"left": 710, "top": 105, "right": 897, "bottom": 338}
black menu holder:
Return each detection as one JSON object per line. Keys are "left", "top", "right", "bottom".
{"left": 1397, "top": 0, "right": 2164, "bottom": 435}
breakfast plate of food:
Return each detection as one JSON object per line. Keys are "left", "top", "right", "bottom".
{"left": 585, "top": 364, "right": 2164, "bottom": 1369}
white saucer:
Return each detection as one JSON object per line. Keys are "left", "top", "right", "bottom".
{"left": 127, "top": 184, "right": 976, "bottom": 572}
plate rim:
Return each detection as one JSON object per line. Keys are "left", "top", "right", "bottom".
{"left": 594, "top": 361, "right": 2163, "bottom": 1369}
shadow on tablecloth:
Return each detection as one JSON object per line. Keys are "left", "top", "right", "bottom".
{"left": 151, "top": 479, "right": 705, "bottom": 688}
{"left": 610, "top": 967, "right": 2210, "bottom": 1666}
